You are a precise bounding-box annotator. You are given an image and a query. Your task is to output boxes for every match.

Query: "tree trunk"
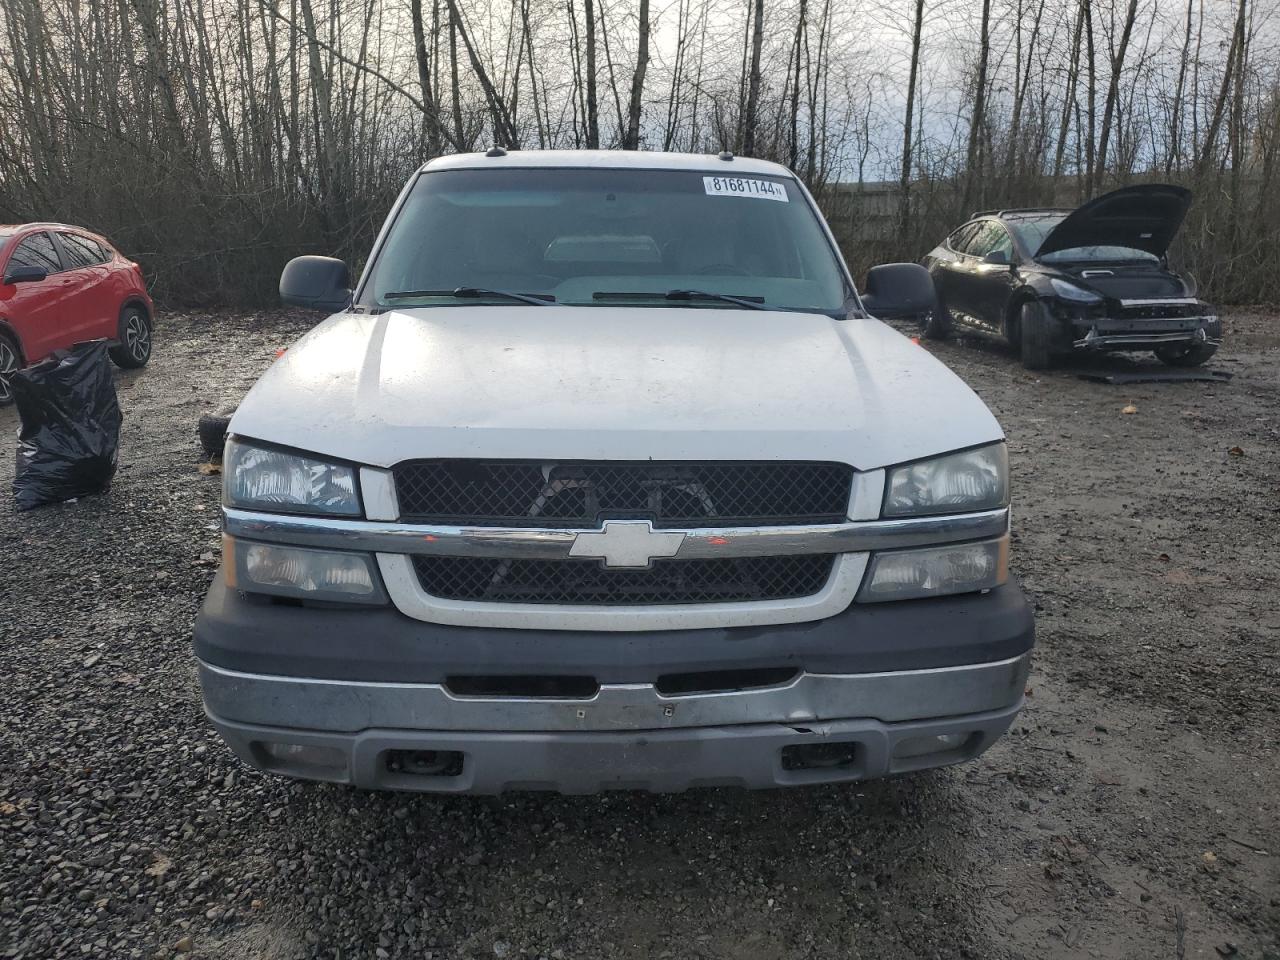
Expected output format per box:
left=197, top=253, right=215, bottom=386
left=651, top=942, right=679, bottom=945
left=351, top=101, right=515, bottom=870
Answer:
left=623, top=0, right=649, bottom=149
left=741, top=0, right=763, bottom=155
left=1195, top=0, right=1246, bottom=178
left=1094, top=0, right=1138, bottom=182
left=583, top=0, right=598, bottom=148
left=410, top=0, right=442, bottom=154
left=962, top=0, right=991, bottom=211
left=1166, top=0, right=1195, bottom=172
left=897, top=0, right=925, bottom=247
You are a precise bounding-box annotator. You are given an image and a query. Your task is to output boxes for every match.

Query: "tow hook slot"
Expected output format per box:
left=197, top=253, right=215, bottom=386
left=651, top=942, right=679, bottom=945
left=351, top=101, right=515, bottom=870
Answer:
left=781, top=741, right=858, bottom=771
left=385, top=749, right=464, bottom=777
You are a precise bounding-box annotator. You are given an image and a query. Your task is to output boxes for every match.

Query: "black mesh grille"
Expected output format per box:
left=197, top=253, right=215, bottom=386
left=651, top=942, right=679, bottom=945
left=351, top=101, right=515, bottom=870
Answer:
left=392, top=460, right=853, bottom=528
left=411, top=555, right=837, bottom=605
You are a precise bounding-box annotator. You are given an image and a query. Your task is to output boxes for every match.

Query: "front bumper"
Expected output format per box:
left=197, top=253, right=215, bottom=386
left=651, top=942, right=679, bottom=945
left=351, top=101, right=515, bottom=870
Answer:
left=205, top=698, right=1025, bottom=794
left=1054, top=301, right=1221, bottom=351
left=196, top=578, right=1034, bottom=793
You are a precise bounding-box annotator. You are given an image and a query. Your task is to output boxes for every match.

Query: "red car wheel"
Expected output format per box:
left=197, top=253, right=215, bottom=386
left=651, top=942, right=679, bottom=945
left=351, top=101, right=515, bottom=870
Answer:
left=0, top=335, right=20, bottom=406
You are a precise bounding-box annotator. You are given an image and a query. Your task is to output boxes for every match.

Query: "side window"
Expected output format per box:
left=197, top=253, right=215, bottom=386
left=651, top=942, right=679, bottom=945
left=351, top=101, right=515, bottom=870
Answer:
left=59, top=233, right=108, bottom=268
left=8, top=232, right=61, bottom=273
left=947, top=223, right=979, bottom=253
left=966, top=221, right=1013, bottom=259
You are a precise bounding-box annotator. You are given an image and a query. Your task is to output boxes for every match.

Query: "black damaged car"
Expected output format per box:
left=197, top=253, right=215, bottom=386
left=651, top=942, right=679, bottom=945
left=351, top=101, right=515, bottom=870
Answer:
left=921, top=184, right=1220, bottom=369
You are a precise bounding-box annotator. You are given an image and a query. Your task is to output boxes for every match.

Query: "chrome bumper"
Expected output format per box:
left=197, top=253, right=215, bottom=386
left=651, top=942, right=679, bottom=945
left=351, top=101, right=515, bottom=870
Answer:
left=198, top=651, right=1032, bottom=733
left=200, top=652, right=1031, bottom=793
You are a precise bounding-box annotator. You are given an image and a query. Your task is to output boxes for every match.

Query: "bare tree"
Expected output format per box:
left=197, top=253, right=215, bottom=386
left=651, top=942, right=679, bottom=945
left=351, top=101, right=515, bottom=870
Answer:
left=897, top=0, right=925, bottom=245
left=741, top=0, right=763, bottom=155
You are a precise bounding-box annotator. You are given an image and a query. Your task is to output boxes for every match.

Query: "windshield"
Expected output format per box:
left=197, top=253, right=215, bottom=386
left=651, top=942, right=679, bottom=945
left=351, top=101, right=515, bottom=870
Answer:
left=1009, top=216, right=1159, bottom=264
left=359, top=168, right=850, bottom=313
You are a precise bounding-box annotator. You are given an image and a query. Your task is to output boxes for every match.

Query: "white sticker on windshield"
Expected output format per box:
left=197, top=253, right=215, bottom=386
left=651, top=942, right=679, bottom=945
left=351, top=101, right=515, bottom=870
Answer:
left=702, top=176, right=789, bottom=202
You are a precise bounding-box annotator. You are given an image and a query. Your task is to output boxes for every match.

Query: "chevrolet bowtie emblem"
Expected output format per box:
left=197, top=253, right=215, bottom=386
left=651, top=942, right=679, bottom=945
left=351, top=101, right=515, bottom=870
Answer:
left=568, top=520, right=687, bottom=568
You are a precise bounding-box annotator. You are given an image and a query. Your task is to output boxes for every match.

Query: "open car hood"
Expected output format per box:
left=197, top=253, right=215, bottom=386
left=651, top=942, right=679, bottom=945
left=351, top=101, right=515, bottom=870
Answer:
left=1036, top=184, right=1192, bottom=258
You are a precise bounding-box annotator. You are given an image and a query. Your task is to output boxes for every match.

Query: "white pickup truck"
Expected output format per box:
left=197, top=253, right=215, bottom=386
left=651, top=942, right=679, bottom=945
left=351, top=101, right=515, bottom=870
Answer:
left=195, top=150, right=1034, bottom=793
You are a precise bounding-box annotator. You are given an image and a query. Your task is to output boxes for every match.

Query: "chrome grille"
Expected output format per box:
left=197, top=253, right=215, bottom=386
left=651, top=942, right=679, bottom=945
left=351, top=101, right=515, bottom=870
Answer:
left=392, top=460, right=854, bottom=528
left=411, top=554, right=837, bottom=605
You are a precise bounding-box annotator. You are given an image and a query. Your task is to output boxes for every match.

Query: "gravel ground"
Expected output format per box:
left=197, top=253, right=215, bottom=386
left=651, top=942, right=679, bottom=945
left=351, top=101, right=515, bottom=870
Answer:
left=0, top=308, right=1276, bottom=960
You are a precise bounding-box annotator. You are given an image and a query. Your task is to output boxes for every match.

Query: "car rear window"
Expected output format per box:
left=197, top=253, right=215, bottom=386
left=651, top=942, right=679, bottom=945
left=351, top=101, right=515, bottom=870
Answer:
left=8, top=232, right=61, bottom=273
left=59, top=232, right=109, bottom=268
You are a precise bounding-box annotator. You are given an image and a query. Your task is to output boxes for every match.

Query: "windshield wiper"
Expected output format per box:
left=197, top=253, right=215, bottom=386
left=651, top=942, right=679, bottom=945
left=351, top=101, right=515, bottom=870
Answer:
left=592, top=289, right=769, bottom=310
left=384, top=287, right=551, bottom=306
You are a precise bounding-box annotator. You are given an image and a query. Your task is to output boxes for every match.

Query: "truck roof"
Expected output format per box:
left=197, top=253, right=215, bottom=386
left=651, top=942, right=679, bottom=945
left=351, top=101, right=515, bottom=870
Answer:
left=422, top=149, right=796, bottom=178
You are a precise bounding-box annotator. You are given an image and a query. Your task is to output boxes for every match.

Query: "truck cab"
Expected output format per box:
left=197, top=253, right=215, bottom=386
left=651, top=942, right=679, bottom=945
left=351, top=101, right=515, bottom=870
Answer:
left=195, top=150, right=1034, bottom=793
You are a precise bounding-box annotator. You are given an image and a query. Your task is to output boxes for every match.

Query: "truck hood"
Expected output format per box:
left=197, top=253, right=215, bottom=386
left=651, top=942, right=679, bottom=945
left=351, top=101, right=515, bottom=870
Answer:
left=230, top=306, right=1002, bottom=471
left=1036, top=183, right=1191, bottom=258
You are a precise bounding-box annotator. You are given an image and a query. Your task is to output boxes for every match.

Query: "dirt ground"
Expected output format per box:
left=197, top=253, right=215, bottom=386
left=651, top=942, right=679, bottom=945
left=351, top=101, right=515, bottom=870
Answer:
left=0, top=307, right=1276, bottom=960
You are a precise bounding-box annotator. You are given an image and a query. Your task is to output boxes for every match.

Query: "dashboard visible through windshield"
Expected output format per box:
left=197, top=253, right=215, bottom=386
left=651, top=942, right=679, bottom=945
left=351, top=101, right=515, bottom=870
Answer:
left=358, top=168, right=851, bottom=314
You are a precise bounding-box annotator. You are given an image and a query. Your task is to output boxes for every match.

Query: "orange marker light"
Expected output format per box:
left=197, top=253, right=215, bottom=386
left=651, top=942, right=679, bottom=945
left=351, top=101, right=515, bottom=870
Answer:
left=707, top=536, right=729, bottom=546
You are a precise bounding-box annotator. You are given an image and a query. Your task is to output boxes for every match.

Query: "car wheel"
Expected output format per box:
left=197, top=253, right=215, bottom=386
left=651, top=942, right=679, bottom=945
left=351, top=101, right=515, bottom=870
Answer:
left=109, top=304, right=152, bottom=369
left=922, top=295, right=953, bottom=340
left=1019, top=300, right=1055, bottom=370
left=1154, top=341, right=1218, bottom=367
left=0, top=334, right=20, bottom=407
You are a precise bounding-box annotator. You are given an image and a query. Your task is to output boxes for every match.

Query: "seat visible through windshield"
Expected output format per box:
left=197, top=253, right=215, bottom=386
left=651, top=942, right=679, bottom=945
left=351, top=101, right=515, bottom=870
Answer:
left=360, top=168, right=849, bottom=313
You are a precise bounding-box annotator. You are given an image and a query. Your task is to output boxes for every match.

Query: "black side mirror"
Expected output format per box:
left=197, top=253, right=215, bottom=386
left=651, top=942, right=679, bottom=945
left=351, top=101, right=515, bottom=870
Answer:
left=982, top=249, right=1011, bottom=267
left=3, top=265, right=48, bottom=285
left=280, top=256, right=352, bottom=312
left=860, top=263, right=938, bottom=319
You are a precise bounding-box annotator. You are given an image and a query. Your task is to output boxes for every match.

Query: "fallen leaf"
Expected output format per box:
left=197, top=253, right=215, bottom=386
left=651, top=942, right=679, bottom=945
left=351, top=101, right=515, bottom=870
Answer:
left=144, top=854, right=172, bottom=877
left=1228, top=446, right=1244, bottom=457
left=1121, top=403, right=1138, bottom=415
left=198, top=461, right=222, bottom=475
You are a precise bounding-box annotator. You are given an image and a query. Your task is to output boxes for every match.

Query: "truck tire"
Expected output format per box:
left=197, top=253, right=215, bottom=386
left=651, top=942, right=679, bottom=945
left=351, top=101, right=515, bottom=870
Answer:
left=922, top=296, right=953, bottom=340
left=109, top=303, right=153, bottom=369
left=1154, top=341, right=1218, bottom=367
left=1019, top=300, right=1054, bottom=370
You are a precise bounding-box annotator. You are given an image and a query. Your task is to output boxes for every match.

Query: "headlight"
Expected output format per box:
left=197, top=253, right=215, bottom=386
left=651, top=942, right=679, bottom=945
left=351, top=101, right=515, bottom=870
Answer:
left=884, top=443, right=1008, bottom=517
left=225, top=536, right=386, bottom=604
left=857, top=537, right=1007, bottom=603
left=1049, top=278, right=1102, bottom=303
left=224, top=438, right=361, bottom=516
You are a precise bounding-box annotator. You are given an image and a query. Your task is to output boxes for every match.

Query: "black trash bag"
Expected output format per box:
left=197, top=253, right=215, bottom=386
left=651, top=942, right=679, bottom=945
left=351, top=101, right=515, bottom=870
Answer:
left=12, top=340, right=122, bottom=511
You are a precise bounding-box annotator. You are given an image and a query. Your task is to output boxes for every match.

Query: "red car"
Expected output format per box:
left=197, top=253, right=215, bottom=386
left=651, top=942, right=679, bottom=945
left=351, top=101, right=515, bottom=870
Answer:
left=0, top=223, right=153, bottom=405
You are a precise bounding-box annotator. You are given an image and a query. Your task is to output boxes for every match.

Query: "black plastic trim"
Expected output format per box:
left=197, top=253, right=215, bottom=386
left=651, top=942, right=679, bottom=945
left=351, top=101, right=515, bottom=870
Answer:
left=194, top=573, right=1035, bottom=684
